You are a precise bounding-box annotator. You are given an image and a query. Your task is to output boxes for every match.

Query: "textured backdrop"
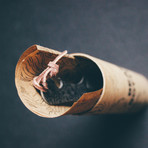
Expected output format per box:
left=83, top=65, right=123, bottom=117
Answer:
left=1, top=0, right=148, bottom=148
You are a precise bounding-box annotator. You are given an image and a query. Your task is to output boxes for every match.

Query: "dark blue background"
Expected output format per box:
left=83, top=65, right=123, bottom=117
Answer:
left=1, top=0, right=148, bottom=148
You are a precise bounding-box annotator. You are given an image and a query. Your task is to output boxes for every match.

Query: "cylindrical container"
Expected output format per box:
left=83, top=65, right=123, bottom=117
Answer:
left=15, top=45, right=148, bottom=118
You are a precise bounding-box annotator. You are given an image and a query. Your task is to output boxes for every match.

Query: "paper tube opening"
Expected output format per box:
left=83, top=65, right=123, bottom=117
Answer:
left=15, top=45, right=104, bottom=118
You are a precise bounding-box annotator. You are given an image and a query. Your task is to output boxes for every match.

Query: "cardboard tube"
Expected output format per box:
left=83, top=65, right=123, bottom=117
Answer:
left=15, top=45, right=148, bottom=118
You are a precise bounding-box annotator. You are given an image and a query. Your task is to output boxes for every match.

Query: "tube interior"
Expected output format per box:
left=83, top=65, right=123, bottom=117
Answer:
left=40, top=56, right=103, bottom=106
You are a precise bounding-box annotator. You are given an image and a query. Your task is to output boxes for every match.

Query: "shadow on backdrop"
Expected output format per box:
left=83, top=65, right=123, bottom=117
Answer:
left=65, top=108, right=148, bottom=148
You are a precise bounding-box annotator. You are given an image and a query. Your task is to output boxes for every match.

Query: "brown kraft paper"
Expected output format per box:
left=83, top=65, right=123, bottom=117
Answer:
left=15, top=45, right=148, bottom=118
